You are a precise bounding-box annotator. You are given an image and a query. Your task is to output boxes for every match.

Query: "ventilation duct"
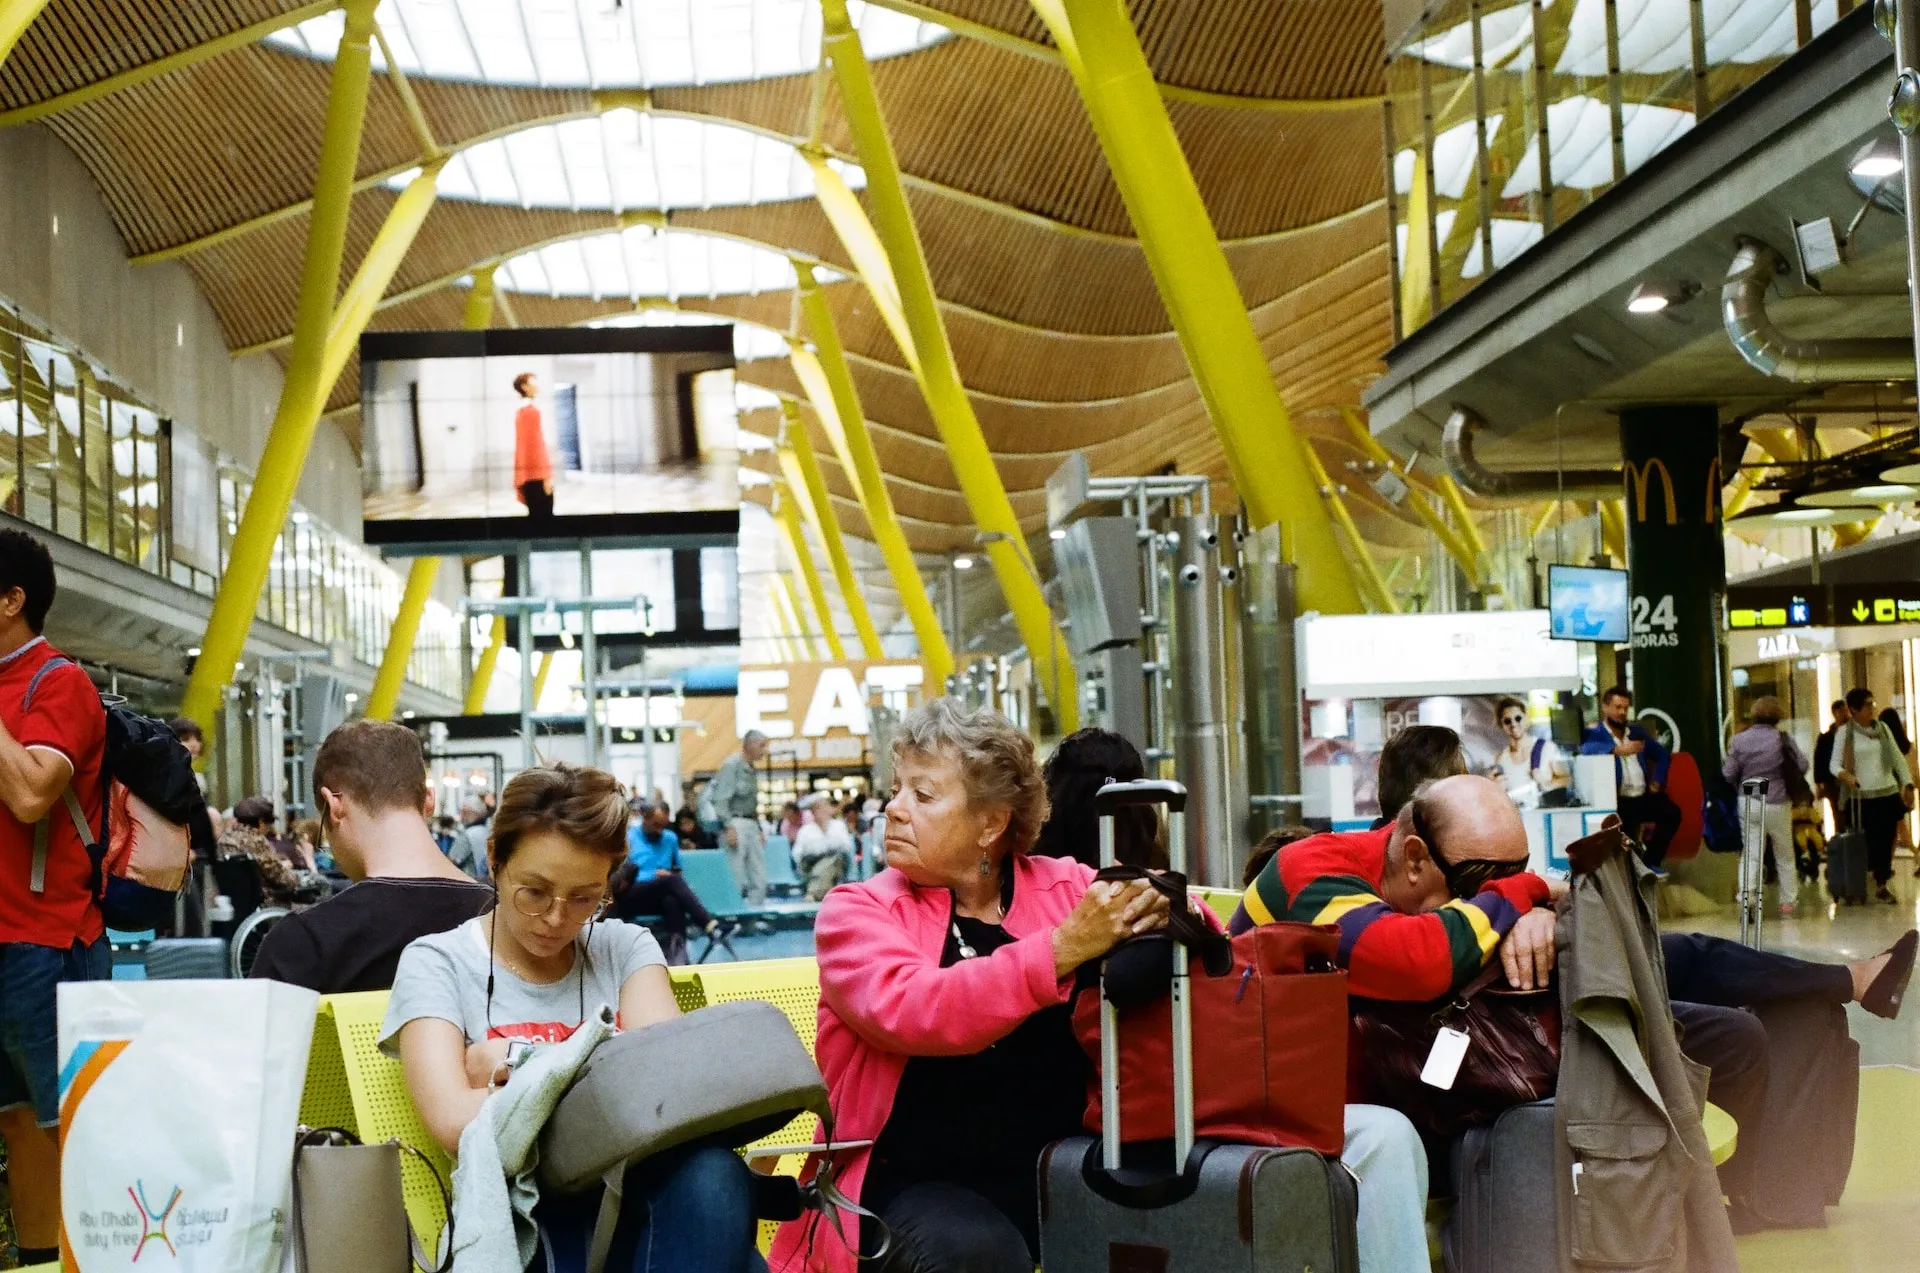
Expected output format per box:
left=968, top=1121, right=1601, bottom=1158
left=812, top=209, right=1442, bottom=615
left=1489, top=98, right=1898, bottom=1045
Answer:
left=1721, top=236, right=1913, bottom=382
left=1441, top=406, right=1619, bottom=499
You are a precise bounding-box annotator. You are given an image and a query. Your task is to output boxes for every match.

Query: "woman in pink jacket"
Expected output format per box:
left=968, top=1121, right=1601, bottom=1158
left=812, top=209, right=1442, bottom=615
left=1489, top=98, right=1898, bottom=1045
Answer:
left=770, top=699, right=1167, bottom=1273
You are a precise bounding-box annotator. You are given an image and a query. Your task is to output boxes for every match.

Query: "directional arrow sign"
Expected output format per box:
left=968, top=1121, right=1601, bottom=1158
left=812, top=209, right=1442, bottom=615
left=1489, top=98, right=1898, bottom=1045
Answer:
left=1832, top=584, right=1920, bottom=626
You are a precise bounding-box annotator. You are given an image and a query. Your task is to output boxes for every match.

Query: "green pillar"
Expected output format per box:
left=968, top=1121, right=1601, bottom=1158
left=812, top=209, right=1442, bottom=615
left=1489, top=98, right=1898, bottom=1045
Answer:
left=1620, top=404, right=1727, bottom=777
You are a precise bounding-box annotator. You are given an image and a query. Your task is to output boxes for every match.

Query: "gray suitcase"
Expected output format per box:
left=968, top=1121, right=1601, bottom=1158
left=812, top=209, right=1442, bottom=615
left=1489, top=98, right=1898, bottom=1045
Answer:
left=1444, top=1099, right=1557, bottom=1273
left=144, top=936, right=228, bottom=979
left=1037, top=779, right=1359, bottom=1273
left=1736, top=777, right=1769, bottom=946
left=1827, top=792, right=1870, bottom=905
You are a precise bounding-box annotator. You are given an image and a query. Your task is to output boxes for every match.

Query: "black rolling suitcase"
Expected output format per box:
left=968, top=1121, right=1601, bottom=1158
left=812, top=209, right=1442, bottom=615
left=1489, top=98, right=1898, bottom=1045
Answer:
left=1038, top=779, right=1359, bottom=1273
left=1741, top=998, right=1859, bottom=1228
left=1827, top=793, right=1869, bottom=905
left=143, top=936, right=229, bottom=979
left=1444, top=1100, right=1558, bottom=1273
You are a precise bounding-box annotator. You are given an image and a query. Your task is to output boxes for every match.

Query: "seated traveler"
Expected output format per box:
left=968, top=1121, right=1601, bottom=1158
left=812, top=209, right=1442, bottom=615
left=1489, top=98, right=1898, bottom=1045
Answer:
left=771, top=698, right=1173, bottom=1273
left=792, top=796, right=854, bottom=899
left=1032, top=726, right=1164, bottom=870
left=674, top=807, right=717, bottom=851
left=222, top=795, right=327, bottom=909
left=1371, top=723, right=1468, bottom=829
left=384, top=762, right=759, bottom=1273
left=250, top=721, right=493, bottom=994
left=0, top=528, right=108, bottom=1270
left=1579, top=685, right=1682, bottom=866
left=612, top=798, right=729, bottom=952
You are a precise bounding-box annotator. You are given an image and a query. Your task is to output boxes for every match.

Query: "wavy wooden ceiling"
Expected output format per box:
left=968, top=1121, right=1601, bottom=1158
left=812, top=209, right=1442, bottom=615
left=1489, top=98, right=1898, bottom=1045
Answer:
left=2, top=0, right=1408, bottom=581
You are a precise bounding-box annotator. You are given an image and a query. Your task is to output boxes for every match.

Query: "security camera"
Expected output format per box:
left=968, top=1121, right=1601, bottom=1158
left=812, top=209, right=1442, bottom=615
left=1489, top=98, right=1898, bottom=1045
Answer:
left=1178, top=563, right=1203, bottom=586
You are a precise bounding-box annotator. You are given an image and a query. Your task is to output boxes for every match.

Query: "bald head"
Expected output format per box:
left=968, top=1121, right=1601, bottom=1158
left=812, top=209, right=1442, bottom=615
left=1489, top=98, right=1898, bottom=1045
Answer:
left=1400, top=774, right=1529, bottom=866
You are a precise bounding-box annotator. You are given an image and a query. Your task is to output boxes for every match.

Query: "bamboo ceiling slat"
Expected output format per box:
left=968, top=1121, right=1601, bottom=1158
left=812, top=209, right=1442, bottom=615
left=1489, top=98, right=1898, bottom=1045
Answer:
left=0, top=0, right=301, bottom=109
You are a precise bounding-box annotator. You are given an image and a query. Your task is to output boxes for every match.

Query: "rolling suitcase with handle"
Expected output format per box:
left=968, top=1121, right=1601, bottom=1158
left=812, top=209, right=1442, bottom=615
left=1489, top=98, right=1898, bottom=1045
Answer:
left=1827, top=792, right=1869, bottom=905
left=1443, top=1099, right=1558, bottom=1273
left=1038, top=779, right=1359, bottom=1273
left=1737, top=778, right=1768, bottom=946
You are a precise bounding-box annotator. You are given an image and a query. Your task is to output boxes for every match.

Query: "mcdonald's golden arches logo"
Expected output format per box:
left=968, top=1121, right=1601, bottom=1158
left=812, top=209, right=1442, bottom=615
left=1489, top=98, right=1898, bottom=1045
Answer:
left=1623, top=458, right=1678, bottom=525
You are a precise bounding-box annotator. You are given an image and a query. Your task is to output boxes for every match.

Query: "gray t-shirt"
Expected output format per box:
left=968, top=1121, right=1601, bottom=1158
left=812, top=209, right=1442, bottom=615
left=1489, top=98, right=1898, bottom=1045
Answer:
left=378, top=916, right=665, bottom=1053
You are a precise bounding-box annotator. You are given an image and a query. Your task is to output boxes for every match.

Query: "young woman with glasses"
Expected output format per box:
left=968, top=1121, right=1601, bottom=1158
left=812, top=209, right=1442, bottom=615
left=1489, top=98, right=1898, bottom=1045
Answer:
left=381, top=762, right=762, bottom=1273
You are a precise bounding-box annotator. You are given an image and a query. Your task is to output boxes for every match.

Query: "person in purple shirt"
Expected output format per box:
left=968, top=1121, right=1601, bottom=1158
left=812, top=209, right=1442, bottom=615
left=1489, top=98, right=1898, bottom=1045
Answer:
left=1723, top=696, right=1810, bottom=917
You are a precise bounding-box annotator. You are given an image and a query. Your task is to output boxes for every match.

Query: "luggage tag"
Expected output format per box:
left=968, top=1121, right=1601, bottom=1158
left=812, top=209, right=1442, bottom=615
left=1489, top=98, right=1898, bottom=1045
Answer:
left=1420, top=1026, right=1471, bottom=1090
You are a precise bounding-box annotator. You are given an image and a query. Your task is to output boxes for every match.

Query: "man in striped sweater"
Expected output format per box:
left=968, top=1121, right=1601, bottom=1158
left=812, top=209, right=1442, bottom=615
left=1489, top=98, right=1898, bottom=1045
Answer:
left=1231, top=773, right=1561, bottom=997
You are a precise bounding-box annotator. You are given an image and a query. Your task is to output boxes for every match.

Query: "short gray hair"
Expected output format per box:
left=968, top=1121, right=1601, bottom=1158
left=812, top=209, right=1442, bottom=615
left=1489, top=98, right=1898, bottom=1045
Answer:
left=892, top=697, right=1049, bottom=856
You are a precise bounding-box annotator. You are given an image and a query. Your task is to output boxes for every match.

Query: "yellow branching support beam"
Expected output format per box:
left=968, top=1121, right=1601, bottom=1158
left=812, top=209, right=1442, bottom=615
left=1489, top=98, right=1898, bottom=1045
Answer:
left=1435, top=475, right=1488, bottom=560
left=773, top=571, right=823, bottom=662
left=1027, top=0, right=1361, bottom=619
left=1597, top=500, right=1627, bottom=562
left=1527, top=500, right=1563, bottom=543
left=319, top=161, right=443, bottom=393
left=781, top=401, right=882, bottom=659
left=1338, top=407, right=1481, bottom=586
left=532, top=651, right=555, bottom=707
left=464, top=617, right=507, bottom=715
left=180, top=0, right=380, bottom=742
left=365, top=557, right=439, bottom=720
left=1833, top=518, right=1881, bottom=548
left=772, top=475, right=851, bottom=660
left=1399, top=151, right=1436, bottom=332
left=1301, top=442, right=1399, bottom=614
left=791, top=273, right=952, bottom=683
left=0, top=0, right=50, bottom=68
left=819, top=9, right=1071, bottom=722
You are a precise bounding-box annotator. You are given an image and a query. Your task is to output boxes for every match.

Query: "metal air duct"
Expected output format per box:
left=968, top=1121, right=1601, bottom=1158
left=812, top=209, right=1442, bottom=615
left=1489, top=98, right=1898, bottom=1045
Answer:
left=1441, top=406, right=1619, bottom=499
left=1721, top=236, right=1913, bottom=382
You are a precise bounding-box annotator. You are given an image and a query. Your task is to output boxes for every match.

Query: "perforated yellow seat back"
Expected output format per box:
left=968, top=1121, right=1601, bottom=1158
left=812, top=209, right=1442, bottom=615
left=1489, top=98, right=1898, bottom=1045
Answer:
left=1193, top=886, right=1242, bottom=927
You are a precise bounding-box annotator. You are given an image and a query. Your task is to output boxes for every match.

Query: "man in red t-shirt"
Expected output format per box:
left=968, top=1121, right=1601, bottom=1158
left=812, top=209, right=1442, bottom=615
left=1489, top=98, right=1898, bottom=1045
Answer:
left=0, top=528, right=107, bottom=1266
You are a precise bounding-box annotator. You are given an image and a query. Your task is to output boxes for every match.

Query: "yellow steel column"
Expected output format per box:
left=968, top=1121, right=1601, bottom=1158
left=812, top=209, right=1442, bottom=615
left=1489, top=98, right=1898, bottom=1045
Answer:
left=773, top=477, right=850, bottom=660
left=791, top=277, right=952, bottom=683
left=774, top=572, right=824, bottom=662
left=1338, top=407, right=1480, bottom=586
left=364, top=557, right=440, bottom=719
left=0, top=0, right=49, bottom=66
left=800, top=22, right=1048, bottom=706
left=1027, top=0, right=1362, bottom=618
left=318, top=161, right=444, bottom=394
left=532, top=651, right=555, bottom=707
left=180, top=0, right=380, bottom=738
left=782, top=401, right=883, bottom=659
left=1301, top=441, right=1399, bottom=614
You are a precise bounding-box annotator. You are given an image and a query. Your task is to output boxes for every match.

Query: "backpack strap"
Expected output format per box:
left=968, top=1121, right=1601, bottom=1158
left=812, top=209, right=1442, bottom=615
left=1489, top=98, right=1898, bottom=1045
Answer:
left=1531, top=737, right=1546, bottom=773
left=23, top=655, right=72, bottom=713
left=22, top=658, right=99, bottom=896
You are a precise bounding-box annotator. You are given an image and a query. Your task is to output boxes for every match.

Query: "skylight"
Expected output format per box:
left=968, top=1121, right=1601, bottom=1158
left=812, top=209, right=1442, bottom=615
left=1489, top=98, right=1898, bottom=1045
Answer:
left=1412, top=0, right=1839, bottom=73
left=496, top=226, right=807, bottom=300
left=1500, top=97, right=1693, bottom=195
left=400, top=111, right=865, bottom=212
left=267, top=0, right=950, bottom=89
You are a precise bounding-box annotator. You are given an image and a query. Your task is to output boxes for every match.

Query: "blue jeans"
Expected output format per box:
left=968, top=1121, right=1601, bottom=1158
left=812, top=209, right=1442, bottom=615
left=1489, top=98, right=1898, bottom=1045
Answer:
left=1343, top=1103, right=1430, bottom=1273
left=532, top=1144, right=765, bottom=1273
left=0, top=937, right=110, bottom=1127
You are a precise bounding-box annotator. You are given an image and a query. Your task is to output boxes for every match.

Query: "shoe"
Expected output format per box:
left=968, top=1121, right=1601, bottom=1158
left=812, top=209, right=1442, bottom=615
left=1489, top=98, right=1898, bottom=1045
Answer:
left=1864, top=930, right=1918, bottom=1019
left=1878, top=885, right=1898, bottom=904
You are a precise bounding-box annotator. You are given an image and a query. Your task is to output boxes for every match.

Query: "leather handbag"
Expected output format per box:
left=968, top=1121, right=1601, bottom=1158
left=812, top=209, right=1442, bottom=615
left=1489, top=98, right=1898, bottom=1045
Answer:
left=1071, top=868, right=1349, bottom=1156
left=1778, top=730, right=1816, bottom=808
left=288, top=1126, right=452, bottom=1273
left=1348, top=962, right=1560, bottom=1142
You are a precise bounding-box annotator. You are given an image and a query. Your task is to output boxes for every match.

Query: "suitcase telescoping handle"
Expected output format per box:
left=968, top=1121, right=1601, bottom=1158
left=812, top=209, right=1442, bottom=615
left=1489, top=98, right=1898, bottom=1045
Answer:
left=1737, top=778, right=1768, bottom=947
left=1094, top=779, right=1192, bottom=1173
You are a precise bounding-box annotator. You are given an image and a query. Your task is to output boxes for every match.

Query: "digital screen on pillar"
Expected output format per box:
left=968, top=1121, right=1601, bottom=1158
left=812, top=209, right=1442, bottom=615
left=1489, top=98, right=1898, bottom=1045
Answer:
left=359, top=327, right=740, bottom=548
left=1547, top=565, right=1629, bottom=643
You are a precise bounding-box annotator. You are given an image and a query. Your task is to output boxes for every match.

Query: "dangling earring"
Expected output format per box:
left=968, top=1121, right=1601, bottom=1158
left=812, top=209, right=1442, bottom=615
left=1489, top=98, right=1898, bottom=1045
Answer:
left=978, top=855, right=993, bottom=877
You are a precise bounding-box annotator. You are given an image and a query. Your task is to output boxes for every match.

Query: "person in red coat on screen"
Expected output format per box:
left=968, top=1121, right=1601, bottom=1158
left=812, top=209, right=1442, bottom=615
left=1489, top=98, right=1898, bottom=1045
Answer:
left=512, top=372, right=554, bottom=519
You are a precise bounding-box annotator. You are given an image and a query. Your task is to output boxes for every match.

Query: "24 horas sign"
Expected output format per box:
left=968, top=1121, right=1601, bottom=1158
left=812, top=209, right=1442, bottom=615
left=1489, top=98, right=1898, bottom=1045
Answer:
left=680, top=661, right=925, bottom=772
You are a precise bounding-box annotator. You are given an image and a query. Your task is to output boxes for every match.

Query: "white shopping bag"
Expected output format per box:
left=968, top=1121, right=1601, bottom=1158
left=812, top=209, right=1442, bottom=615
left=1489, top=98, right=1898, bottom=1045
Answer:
left=57, top=979, right=320, bottom=1273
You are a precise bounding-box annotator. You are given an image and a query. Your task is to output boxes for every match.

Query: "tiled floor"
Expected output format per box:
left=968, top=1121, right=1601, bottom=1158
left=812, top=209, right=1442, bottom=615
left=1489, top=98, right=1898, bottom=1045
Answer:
left=1673, top=858, right=1920, bottom=1271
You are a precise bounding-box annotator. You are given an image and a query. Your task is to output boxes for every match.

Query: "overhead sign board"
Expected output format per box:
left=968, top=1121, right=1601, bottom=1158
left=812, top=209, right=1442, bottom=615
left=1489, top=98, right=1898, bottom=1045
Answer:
left=1726, top=586, right=1827, bottom=631
left=1298, top=610, right=1579, bottom=699
left=678, top=661, right=925, bottom=773
left=1831, top=584, right=1920, bottom=627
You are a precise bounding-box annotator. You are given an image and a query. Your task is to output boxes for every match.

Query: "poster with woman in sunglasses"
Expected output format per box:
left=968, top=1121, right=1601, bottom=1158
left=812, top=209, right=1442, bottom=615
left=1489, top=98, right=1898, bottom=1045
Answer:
left=1489, top=695, right=1571, bottom=808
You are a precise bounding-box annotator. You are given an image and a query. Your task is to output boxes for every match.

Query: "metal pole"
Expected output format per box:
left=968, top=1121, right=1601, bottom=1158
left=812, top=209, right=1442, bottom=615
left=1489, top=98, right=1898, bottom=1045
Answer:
left=581, top=545, right=598, bottom=769
left=179, top=0, right=380, bottom=740
left=517, top=547, right=535, bottom=769
left=1887, top=0, right=1920, bottom=389
left=1170, top=515, right=1233, bottom=888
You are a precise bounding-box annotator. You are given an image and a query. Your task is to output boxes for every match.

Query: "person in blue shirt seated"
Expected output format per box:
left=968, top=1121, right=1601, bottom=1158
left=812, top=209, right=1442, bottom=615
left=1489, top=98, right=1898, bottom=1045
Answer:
left=611, top=799, right=732, bottom=958
left=1580, top=684, right=1682, bottom=867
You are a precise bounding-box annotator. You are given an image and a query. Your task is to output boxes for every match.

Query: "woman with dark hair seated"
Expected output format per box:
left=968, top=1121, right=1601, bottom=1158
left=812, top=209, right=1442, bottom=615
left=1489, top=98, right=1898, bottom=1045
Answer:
left=1033, top=727, right=1163, bottom=869
left=771, top=700, right=1169, bottom=1273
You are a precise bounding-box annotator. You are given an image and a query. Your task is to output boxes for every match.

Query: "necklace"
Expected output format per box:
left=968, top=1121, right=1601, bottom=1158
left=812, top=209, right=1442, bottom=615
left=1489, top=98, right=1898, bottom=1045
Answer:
left=950, top=899, right=1004, bottom=959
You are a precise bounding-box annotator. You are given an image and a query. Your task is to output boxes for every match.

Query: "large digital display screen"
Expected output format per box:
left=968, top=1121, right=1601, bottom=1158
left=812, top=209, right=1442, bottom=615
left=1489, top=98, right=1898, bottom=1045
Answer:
left=360, top=326, right=738, bottom=547
left=1548, top=565, right=1630, bottom=643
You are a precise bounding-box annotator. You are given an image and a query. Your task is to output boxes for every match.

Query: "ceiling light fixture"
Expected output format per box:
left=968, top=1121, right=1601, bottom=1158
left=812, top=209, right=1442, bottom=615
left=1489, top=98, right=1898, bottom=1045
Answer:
left=1625, top=279, right=1699, bottom=314
left=1797, top=482, right=1920, bottom=508
left=953, top=555, right=975, bottom=570
left=1853, top=151, right=1903, bottom=179
left=1049, top=528, right=1067, bottom=540
left=1729, top=500, right=1873, bottom=527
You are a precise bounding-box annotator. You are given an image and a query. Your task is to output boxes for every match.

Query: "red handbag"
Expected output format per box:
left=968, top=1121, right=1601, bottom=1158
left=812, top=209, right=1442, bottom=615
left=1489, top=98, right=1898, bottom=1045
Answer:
left=1073, top=920, right=1349, bottom=1155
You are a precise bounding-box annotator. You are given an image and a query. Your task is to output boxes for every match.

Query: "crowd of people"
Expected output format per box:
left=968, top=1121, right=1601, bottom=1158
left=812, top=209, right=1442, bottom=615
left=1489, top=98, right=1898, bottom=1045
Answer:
left=8, top=516, right=1920, bottom=1272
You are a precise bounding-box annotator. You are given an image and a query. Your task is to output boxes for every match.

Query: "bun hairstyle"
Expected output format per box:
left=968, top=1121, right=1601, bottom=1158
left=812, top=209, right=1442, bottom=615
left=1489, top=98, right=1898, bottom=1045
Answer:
left=489, top=762, right=630, bottom=875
